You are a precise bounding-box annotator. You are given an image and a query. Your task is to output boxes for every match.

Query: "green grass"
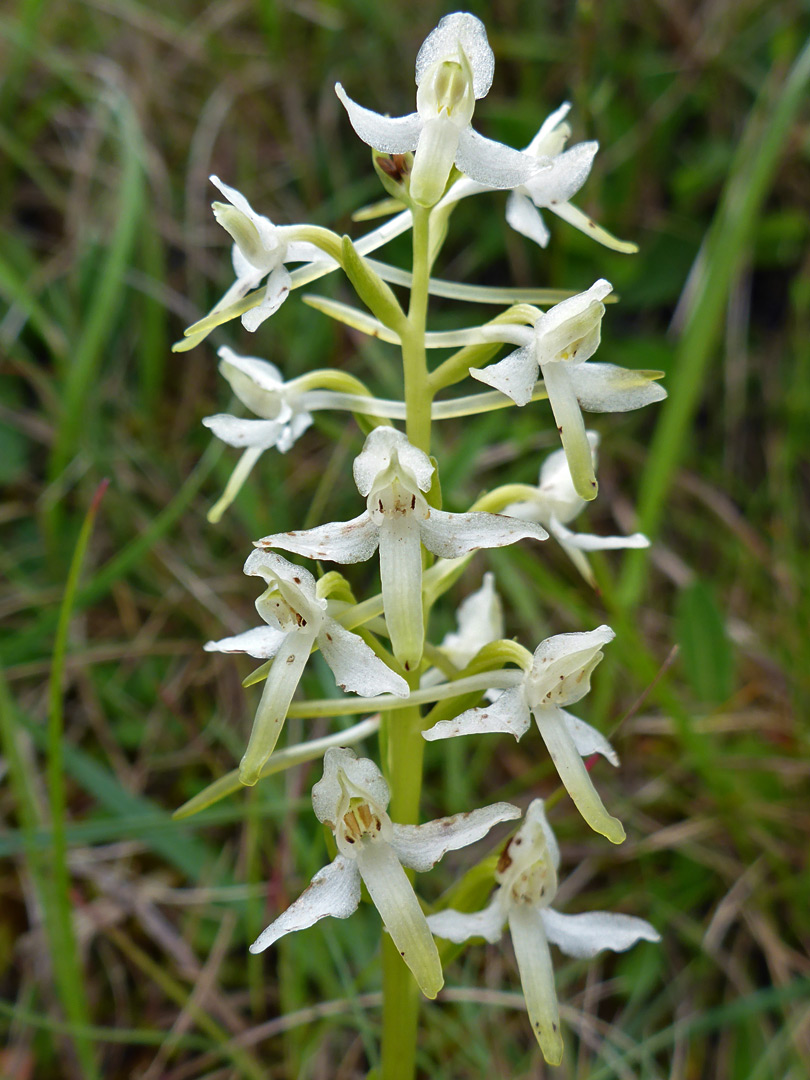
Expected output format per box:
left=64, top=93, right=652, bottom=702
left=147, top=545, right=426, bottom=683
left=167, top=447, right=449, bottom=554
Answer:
left=1, top=0, right=809, bottom=1077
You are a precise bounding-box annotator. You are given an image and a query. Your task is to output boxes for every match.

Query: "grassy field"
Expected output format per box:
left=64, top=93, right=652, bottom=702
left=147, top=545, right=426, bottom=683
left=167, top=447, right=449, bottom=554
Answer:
left=2, top=0, right=809, bottom=1077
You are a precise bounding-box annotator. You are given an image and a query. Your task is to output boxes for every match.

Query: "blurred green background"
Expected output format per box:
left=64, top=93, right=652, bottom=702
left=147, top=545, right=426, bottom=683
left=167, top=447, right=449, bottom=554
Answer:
left=2, top=1, right=809, bottom=1077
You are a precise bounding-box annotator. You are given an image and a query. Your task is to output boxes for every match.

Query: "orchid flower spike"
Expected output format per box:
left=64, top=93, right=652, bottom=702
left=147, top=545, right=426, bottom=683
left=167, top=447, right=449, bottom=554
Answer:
left=204, top=551, right=408, bottom=785
left=203, top=347, right=314, bottom=523
left=255, top=427, right=547, bottom=672
left=424, top=626, right=625, bottom=844
left=428, top=800, right=660, bottom=1064
left=249, top=747, right=521, bottom=998
left=504, top=433, right=649, bottom=586
left=207, top=176, right=326, bottom=332
left=335, top=13, right=543, bottom=207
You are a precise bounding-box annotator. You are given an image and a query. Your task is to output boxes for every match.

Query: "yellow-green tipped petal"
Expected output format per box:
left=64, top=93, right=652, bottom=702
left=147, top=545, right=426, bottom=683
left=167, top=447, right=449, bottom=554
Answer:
left=541, top=361, right=597, bottom=501
left=238, top=635, right=313, bottom=786
left=356, top=841, right=443, bottom=999
left=378, top=513, right=425, bottom=673
left=534, top=705, right=625, bottom=844
left=508, top=905, right=564, bottom=1065
left=550, top=199, right=638, bottom=254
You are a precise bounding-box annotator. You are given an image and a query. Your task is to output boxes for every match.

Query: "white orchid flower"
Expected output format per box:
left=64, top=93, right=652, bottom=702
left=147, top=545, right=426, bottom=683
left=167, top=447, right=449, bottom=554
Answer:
left=507, top=103, right=637, bottom=253
left=250, top=747, right=521, bottom=998
left=471, top=281, right=667, bottom=501
left=205, top=551, right=408, bottom=785
left=504, top=433, right=649, bottom=585
left=419, top=572, right=504, bottom=692
left=335, top=13, right=543, bottom=207
left=255, top=427, right=548, bottom=672
left=203, top=346, right=314, bottom=523
left=439, top=571, right=504, bottom=669
left=427, top=800, right=660, bottom=1064
left=472, top=280, right=612, bottom=501
left=442, top=102, right=636, bottom=253
left=423, top=626, right=625, bottom=844
left=207, top=175, right=326, bottom=332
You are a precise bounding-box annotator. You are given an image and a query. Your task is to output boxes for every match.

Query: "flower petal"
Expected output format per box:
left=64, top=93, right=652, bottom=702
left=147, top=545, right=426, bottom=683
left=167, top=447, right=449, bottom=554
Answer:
left=209, top=175, right=267, bottom=225
left=392, top=802, right=521, bottom=872
left=427, top=896, right=505, bottom=945
left=423, top=686, right=531, bottom=742
left=317, top=618, right=409, bottom=698
left=207, top=446, right=264, bottom=524
left=505, top=190, right=551, bottom=248
left=354, top=427, right=434, bottom=496
left=312, top=747, right=391, bottom=825
left=541, top=907, right=660, bottom=959
left=255, top=512, right=380, bottom=564
left=378, top=511, right=425, bottom=672
left=548, top=198, right=638, bottom=254
left=470, top=344, right=539, bottom=406
left=244, top=548, right=318, bottom=591
left=242, top=265, right=291, bottom=332
left=524, top=102, right=572, bottom=156
left=455, top=127, right=541, bottom=190
left=541, top=361, right=597, bottom=501
left=537, top=278, right=611, bottom=356
left=528, top=625, right=614, bottom=709
left=239, top=630, right=317, bottom=786
left=550, top=516, right=649, bottom=552
left=203, top=625, right=286, bottom=659
left=508, top=904, right=563, bottom=1066
left=420, top=509, right=547, bottom=559
left=231, top=243, right=265, bottom=285
left=559, top=708, right=619, bottom=766
left=249, top=855, right=361, bottom=953
left=440, top=571, right=504, bottom=668
left=355, top=840, right=443, bottom=999
left=276, top=409, right=313, bottom=454
left=285, top=238, right=331, bottom=264
left=555, top=536, right=598, bottom=587
left=524, top=141, right=598, bottom=206
left=202, top=414, right=286, bottom=449
left=570, top=362, right=667, bottom=412
left=217, top=348, right=287, bottom=416
left=334, top=83, right=422, bottom=153
left=410, top=115, right=461, bottom=207
left=415, top=12, right=494, bottom=99
left=521, top=798, right=561, bottom=872
left=532, top=704, right=625, bottom=844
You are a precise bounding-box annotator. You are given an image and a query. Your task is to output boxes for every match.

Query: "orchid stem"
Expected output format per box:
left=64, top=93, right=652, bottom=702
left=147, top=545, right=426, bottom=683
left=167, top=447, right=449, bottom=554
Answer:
left=381, top=699, right=425, bottom=1080
left=402, top=205, right=432, bottom=454
left=380, top=201, right=434, bottom=1080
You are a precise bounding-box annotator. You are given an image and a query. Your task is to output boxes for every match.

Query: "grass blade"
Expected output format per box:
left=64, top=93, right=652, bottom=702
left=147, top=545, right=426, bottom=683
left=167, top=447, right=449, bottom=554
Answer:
left=619, top=35, right=810, bottom=609
left=45, top=480, right=109, bottom=1080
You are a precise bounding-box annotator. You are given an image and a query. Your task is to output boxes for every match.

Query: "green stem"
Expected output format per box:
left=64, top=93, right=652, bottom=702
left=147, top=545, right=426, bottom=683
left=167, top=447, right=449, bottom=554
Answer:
left=380, top=203, right=433, bottom=1080
left=402, top=206, right=432, bottom=453
left=381, top=702, right=425, bottom=1080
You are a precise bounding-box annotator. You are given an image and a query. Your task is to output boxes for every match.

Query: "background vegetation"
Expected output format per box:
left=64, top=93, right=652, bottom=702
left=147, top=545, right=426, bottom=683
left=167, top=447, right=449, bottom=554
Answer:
left=1, top=0, right=809, bottom=1077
